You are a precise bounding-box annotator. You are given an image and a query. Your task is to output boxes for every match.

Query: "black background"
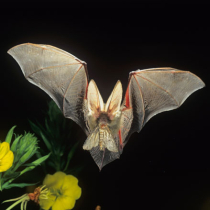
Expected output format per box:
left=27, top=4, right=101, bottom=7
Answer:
left=0, top=3, right=210, bottom=210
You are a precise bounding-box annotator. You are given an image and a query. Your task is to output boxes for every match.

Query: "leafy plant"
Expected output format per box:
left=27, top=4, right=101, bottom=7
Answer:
left=29, top=100, right=82, bottom=174
left=0, top=126, right=50, bottom=190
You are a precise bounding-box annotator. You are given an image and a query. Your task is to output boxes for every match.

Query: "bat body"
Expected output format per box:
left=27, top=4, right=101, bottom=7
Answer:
left=8, top=43, right=205, bottom=170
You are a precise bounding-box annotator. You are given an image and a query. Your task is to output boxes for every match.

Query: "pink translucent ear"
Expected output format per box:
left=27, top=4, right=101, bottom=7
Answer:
left=105, top=80, right=123, bottom=119
left=87, top=80, right=104, bottom=115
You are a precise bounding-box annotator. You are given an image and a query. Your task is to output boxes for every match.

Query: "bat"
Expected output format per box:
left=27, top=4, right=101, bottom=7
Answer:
left=8, top=43, right=205, bottom=170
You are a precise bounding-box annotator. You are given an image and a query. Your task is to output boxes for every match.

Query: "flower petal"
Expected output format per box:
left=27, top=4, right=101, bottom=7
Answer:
left=42, top=172, right=81, bottom=210
left=52, top=195, right=76, bottom=210
left=0, top=165, right=10, bottom=172
left=2, top=150, right=14, bottom=163
left=0, top=150, right=14, bottom=172
left=63, top=175, right=78, bottom=188
left=62, top=175, right=81, bottom=199
left=43, top=172, right=66, bottom=189
left=39, top=194, right=56, bottom=210
left=63, top=185, right=82, bottom=200
left=0, top=142, right=10, bottom=159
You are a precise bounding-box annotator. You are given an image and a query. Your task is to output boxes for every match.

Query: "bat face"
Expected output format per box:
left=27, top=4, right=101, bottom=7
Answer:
left=83, top=80, right=123, bottom=153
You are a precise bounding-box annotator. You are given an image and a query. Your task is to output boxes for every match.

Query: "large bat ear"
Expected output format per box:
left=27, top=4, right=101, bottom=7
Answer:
left=105, top=80, right=123, bottom=119
left=87, top=80, right=104, bottom=115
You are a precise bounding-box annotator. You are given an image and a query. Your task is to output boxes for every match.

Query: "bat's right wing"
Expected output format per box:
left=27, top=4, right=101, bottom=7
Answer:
left=8, top=43, right=89, bottom=135
left=120, top=68, right=205, bottom=149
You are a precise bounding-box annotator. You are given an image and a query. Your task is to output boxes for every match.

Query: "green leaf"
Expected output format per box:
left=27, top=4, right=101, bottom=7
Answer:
left=19, top=133, right=38, bottom=155
left=63, top=141, right=79, bottom=172
left=48, top=100, right=62, bottom=122
left=11, top=135, right=22, bottom=152
left=45, top=118, right=51, bottom=134
left=10, top=133, right=39, bottom=169
left=19, top=146, right=35, bottom=165
left=36, top=151, right=47, bottom=174
left=40, top=131, right=52, bottom=151
left=3, top=182, right=38, bottom=190
left=5, top=126, right=16, bottom=145
left=29, top=120, right=47, bottom=139
left=29, top=120, right=41, bottom=135
left=19, top=166, right=37, bottom=176
left=19, top=153, right=51, bottom=176
left=2, top=171, right=20, bottom=181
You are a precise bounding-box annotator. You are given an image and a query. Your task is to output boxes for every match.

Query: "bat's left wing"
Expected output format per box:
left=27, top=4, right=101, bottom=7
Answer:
left=119, top=68, right=205, bottom=149
left=8, top=43, right=89, bottom=135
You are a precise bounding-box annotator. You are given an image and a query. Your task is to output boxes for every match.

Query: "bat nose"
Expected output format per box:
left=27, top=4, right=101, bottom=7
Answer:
left=100, top=124, right=106, bottom=129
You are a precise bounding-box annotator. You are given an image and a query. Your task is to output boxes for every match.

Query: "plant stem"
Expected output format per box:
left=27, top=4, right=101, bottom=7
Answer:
left=4, top=195, right=29, bottom=210
left=0, top=173, right=2, bottom=191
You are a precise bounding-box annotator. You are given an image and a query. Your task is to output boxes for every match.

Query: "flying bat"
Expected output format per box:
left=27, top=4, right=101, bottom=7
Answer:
left=8, top=43, right=205, bottom=170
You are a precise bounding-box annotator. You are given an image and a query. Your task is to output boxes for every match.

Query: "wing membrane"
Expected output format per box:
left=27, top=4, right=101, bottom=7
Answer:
left=121, top=67, right=205, bottom=146
left=8, top=43, right=89, bottom=134
left=90, top=145, right=120, bottom=170
left=83, top=127, right=99, bottom=150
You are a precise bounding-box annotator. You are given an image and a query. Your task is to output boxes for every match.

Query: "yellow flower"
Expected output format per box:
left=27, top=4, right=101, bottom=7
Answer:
left=39, top=171, right=81, bottom=210
left=0, top=142, right=14, bottom=172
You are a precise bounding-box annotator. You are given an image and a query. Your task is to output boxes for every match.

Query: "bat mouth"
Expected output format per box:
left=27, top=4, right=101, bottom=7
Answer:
left=100, top=124, right=107, bottom=129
